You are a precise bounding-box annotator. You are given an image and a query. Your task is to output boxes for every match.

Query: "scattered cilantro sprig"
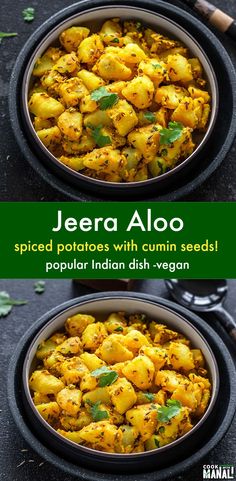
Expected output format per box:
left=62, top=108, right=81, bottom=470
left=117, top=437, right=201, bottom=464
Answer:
left=22, top=7, right=35, bottom=22
left=85, top=400, right=109, bottom=422
left=34, top=281, right=45, bottom=294
left=114, top=326, right=123, bottom=332
left=144, top=392, right=155, bottom=402
left=0, top=291, right=27, bottom=317
left=157, top=399, right=182, bottom=422
left=88, top=124, right=111, bottom=148
left=160, top=121, right=183, bottom=145
left=91, top=366, right=118, bottom=387
left=91, top=87, right=119, bottom=110
left=0, top=32, right=18, bottom=44
left=110, top=37, right=120, bottom=43
left=144, top=111, right=156, bottom=123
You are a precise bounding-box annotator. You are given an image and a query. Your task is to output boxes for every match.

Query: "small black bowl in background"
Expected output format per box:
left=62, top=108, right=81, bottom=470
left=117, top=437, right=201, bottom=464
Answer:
left=9, top=0, right=236, bottom=201
left=8, top=293, right=236, bottom=480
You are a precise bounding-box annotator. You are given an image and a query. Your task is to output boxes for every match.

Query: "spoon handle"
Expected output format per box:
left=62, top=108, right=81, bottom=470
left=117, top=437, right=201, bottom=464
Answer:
left=213, top=305, right=236, bottom=343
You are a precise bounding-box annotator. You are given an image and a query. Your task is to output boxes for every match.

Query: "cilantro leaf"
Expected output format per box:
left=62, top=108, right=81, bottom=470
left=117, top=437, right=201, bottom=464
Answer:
left=89, top=124, right=111, bottom=148
left=0, top=291, right=27, bottom=317
left=158, top=426, right=165, bottom=434
left=152, top=63, right=162, bottom=69
left=91, top=87, right=119, bottom=110
left=114, top=326, right=123, bottom=332
left=0, top=32, right=18, bottom=44
left=154, top=438, right=160, bottom=447
left=85, top=400, right=109, bottom=422
left=34, top=281, right=45, bottom=294
left=110, top=38, right=120, bottom=43
left=22, top=7, right=35, bottom=22
left=160, top=121, right=183, bottom=145
left=91, top=366, right=118, bottom=387
left=144, top=111, right=156, bottom=123
left=157, top=399, right=182, bottom=423
left=144, top=392, right=155, bottom=402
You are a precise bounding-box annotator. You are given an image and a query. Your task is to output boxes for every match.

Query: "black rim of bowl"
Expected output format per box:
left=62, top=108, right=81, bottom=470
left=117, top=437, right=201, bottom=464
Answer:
left=7, top=292, right=236, bottom=480
left=9, top=0, right=236, bottom=201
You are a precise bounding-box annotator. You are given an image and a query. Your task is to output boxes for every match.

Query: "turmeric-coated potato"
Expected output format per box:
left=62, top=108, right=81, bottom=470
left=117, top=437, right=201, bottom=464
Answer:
left=29, top=92, right=65, bottom=119
left=122, top=355, right=155, bottom=389
left=108, top=378, right=137, bottom=414
left=57, top=110, right=83, bottom=141
left=29, top=370, right=64, bottom=394
left=56, top=387, right=82, bottom=416
left=122, top=75, right=154, bottom=109
left=59, top=26, right=90, bottom=52
left=77, top=34, right=104, bottom=64
left=107, top=99, right=138, bottom=136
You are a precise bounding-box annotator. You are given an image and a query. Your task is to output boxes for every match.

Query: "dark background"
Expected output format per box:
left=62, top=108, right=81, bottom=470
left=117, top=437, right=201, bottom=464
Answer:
left=0, top=279, right=235, bottom=481
left=0, top=0, right=236, bottom=201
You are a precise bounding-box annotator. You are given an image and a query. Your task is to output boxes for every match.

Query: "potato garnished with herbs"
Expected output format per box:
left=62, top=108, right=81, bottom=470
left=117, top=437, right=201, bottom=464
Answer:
left=28, top=18, right=211, bottom=182
left=29, top=311, right=211, bottom=453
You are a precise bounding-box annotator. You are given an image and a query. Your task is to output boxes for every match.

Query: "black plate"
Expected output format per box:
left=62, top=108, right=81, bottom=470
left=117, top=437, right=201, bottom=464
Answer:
left=9, top=0, right=236, bottom=201
left=7, top=293, right=236, bottom=481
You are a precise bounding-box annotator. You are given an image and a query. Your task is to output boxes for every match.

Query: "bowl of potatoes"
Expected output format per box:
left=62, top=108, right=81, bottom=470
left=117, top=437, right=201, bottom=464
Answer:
left=17, top=292, right=221, bottom=474
left=11, top=0, right=232, bottom=199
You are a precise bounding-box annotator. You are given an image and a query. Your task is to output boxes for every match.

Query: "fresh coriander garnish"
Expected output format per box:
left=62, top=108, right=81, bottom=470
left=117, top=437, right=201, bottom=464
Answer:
left=114, top=326, right=123, bottom=332
left=161, top=149, right=168, bottom=157
left=158, top=426, right=165, bottom=434
left=0, top=32, right=18, bottom=44
left=144, top=392, right=155, bottom=402
left=154, top=438, right=160, bottom=447
left=91, top=87, right=119, bottom=110
left=152, top=63, right=162, bottom=69
left=91, top=366, right=118, bottom=387
left=88, top=124, right=112, bottom=148
left=34, top=281, right=45, bottom=294
left=85, top=400, right=109, bottom=422
left=160, top=121, right=183, bottom=145
left=157, top=399, right=182, bottom=423
left=144, top=111, right=156, bottom=123
left=22, top=7, right=35, bottom=22
left=110, top=37, right=120, bottom=43
left=0, top=291, right=27, bottom=317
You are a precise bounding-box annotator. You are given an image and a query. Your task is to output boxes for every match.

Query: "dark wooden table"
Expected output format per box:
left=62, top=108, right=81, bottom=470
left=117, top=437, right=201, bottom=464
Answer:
left=0, top=279, right=235, bottom=481
left=0, top=0, right=236, bottom=201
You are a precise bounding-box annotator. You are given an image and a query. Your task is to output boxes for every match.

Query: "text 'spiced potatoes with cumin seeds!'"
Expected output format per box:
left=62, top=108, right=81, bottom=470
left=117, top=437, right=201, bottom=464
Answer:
left=29, top=311, right=211, bottom=453
left=28, top=18, right=211, bottom=183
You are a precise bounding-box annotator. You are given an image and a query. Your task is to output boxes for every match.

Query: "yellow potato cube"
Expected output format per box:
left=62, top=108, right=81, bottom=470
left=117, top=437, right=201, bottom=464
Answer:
left=56, top=336, right=83, bottom=355
left=56, top=387, right=82, bottom=416
left=94, top=53, right=132, bottom=81
left=84, top=110, right=112, bottom=128
left=29, top=92, right=65, bottom=119
left=99, top=19, right=123, bottom=45
left=128, top=125, right=160, bottom=162
left=82, top=387, right=111, bottom=405
left=83, top=147, right=126, bottom=175
left=59, top=77, right=89, bottom=107
left=59, top=26, right=90, bottom=52
left=126, top=404, right=159, bottom=440
left=155, top=85, right=188, bottom=109
left=53, top=52, right=79, bottom=74
left=80, top=352, right=106, bottom=371
left=59, top=155, right=84, bottom=171
left=138, top=59, right=166, bottom=85
left=122, top=355, right=155, bottom=389
left=65, top=313, right=95, bottom=336
left=77, top=34, right=104, bottom=64
left=36, top=401, right=61, bottom=423
left=33, top=47, right=62, bottom=77
left=77, top=69, right=105, bottom=91
left=37, top=126, right=61, bottom=150
left=57, top=109, right=83, bottom=141
left=139, top=346, right=167, bottom=370
left=107, top=99, right=138, bottom=136
left=79, top=95, right=97, bottom=113
left=119, top=43, right=146, bottom=64
left=96, top=334, right=133, bottom=364
left=80, top=372, right=97, bottom=392
left=78, top=421, right=119, bottom=452
left=29, top=370, right=64, bottom=394
left=168, top=341, right=195, bottom=371
left=171, top=97, right=204, bottom=129
left=57, top=429, right=83, bottom=443
left=82, top=322, right=108, bottom=351
left=123, top=329, right=150, bottom=354
left=155, top=369, right=189, bottom=392
left=108, top=378, right=137, bottom=414
left=122, top=75, right=154, bottom=109
left=167, top=54, right=193, bottom=83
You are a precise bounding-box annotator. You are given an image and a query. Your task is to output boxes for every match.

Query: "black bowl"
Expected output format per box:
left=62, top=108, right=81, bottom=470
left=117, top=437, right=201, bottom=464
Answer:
left=9, top=0, right=236, bottom=201
left=8, top=292, right=236, bottom=480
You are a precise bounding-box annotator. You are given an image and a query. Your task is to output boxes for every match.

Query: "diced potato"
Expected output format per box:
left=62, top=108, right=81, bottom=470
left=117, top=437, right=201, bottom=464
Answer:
left=155, top=369, right=189, bottom=392
left=36, top=339, right=57, bottom=360
left=122, top=75, right=154, bottom=109
left=33, top=47, right=62, bottom=76
left=139, top=346, right=167, bottom=370
left=62, top=134, right=95, bottom=155
left=145, top=434, right=161, bottom=450
left=33, top=392, right=50, bottom=405
left=158, top=127, right=195, bottom=167
left=77, top=69, right=105, bottom=91
left=96, top=334, right=133, bottom=364
left=188, top=85, right=210, bottom=103
left=122, top=355, right=155, bottom=389
left=116, top=425, right=139, bottom=453
left=59, top=155, right=84, bottom=171
left=29, top=370, right=64, bottom=394
left=107, top=99, right=138, bottom=136
left=83, top=387, right=111, bottom=405
left=157, top=407, right=192, bottom=445
left=34, top=117, right=54, bottom=131
left=171, top=97, right=204, bottom=129
left=49, top=333, right=67, bottom=345
left=37, top=126, right=61, bottom=150
left=36, top=401, right=60, bottom=423
left=53, top=52, right=79, bottom=74
left=99, top=19, right=123, bottom=45
left=191, top=349, right=205, bottom=368
left=123, top=329, right=150, bottom=354
left=106, top=81, right=127, bottom=96
left=59, top=78, right=89, bottom=107
left=108, top=378, right=137, bottom=414
left=56, top=336, right=83, bottom=355
left=168, top=342, right=195, bottom=371
left=194, top=389, right=211, bottom=417
left=80, top=372, right=98, bottom=392
left=119, top=43, right=146, bottom=64
left=111, top=362, right=127, bottom=377
left=82, top=322, right=108, bottom=351
left=104, top=312, right=127, bottom=333
left=77, top=34, right=104, bottom=64
left=57, top=429, right=83, bottom=444
left=41, top=70, right=64, bottom=96
left=128, top=125, right=160, bottom=162
left=188, top=373, right=211, bottom=389
left=84, top=110, right=112, bottom=128
left=155, top=85, right=188, bottom=109
left=79, top=95, right=97, bottom=113
left=171, top=384, right=198, bottom=411
left=167, top=54, right=193, bottom=83
left=126, top=404, right=159, bottom=440
left=121, top=147, right=142, bottom=181
left=149, top=322, right=179, bottom=344
left=94, top=53, right=132, bottom=81
left=60, top=357, right=88, bottom=385
left=57, top=109, right=83, bottom=141
left=149, top=33, right=179, bottom=54
left=83, top=147, right=126, bottom=175
left=78, top=421, right=119, bottom=452
left=148, top=157, right=167, bottom=177
left=80, top=352, right=106, bottom=371
left=59, top=26, right=90, bottom=52
left=43, top=351, right=65, bottom=376
left=188, top=58, right=203, bottom=78
left=29, top=93, right=65, bottom=119
left=198, top=103, right=211, bottom=130
left=138, top=59, right=166, bottom=85
left=56, top=387, right=82, bottom=416
left=60, top=409, right=92, bottom=430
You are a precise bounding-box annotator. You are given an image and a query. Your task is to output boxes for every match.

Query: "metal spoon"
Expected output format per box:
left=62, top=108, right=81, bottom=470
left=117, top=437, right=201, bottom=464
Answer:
left=165, top=279, right=236, bottom=343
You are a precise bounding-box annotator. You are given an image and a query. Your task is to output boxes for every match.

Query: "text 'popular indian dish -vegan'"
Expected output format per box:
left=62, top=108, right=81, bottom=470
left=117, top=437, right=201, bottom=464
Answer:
left=29, top=312, right=211, bottom=453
